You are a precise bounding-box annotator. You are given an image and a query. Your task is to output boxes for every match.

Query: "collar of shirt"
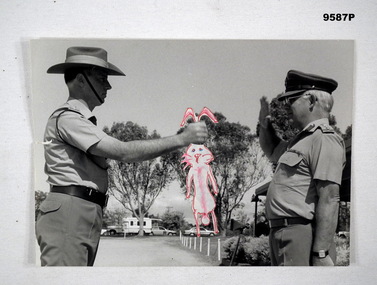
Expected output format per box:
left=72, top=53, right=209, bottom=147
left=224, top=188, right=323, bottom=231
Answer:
left=288, top=118, right=331, bottom=147
left=64, top=99, right=94, bottom=120
left=302, top=118, right=330, bottom=133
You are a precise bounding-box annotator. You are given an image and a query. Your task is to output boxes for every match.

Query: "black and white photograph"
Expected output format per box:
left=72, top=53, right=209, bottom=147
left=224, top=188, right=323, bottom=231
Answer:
left=31, top=38, right=353, bottom=267
left=2, top=1, right=377, bottom=284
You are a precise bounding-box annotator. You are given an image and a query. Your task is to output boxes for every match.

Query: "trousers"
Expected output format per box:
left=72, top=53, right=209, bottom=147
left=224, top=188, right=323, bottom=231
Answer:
left=36, top=192, right=103, bottom=266
left=269, top=223, right=313, bottom=266
left=269, top=223, right=337, bottom=266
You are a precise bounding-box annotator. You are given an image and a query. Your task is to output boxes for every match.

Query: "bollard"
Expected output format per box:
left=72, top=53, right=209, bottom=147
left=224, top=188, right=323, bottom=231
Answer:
left=194, top=237, right=197, bottom=250
left=207, top=238, right=211, bottom=256
left=189, top=237, right=192, bottom=249
left=199, top=237, right=203, bottom=252
left=218, top=239, right=221, bottom=261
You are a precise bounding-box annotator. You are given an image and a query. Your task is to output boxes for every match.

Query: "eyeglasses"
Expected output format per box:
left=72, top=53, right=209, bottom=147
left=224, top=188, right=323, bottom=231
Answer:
left=284, top=94, right=302, bottom=105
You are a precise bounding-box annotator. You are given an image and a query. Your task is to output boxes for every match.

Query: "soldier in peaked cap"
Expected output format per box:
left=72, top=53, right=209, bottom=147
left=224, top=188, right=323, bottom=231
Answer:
left=258, top=70, right=346, bottom=266
left=36, top=47, right=208, bottom=266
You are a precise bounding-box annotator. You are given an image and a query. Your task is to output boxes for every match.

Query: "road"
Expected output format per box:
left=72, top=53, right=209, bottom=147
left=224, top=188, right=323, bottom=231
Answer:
left=94, top=235, right=219, bottom=267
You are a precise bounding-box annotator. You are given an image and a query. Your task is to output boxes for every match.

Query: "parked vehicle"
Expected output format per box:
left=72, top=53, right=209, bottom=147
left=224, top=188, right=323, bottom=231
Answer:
left=101, top=225, right=123, bottom=236
left=337, top=231, right=350, bottom=239
left=122, top=217, right=162, bottom=235
left=151, top=226, right=177, bottom=236
left=184, top=227, right=217, bottom=237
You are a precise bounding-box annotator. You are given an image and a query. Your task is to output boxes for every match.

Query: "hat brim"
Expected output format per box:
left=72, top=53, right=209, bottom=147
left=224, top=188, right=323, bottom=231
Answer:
left=47, top=62, right=125, bottom=76
left=277, top=89, right=307, bottom=101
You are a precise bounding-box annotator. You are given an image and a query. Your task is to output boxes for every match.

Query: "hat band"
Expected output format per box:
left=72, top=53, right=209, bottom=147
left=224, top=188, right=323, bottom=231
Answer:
left=286, top=84, right=316, bottom=92
left=65, top=55, right=109, bottom=69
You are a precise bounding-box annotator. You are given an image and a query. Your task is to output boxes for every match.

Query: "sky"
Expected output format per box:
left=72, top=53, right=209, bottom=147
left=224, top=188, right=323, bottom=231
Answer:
left=31, top=38, right=354, bottom=223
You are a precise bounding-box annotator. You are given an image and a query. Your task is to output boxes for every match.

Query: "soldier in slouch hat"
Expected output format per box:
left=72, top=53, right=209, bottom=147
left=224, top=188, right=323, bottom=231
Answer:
left=36, top=47, right=208, bottom=266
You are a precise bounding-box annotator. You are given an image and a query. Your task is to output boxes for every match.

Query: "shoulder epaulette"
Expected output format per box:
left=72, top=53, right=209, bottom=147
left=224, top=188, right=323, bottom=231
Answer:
left=318, top=124, right=334, bottom=133
left=305, top=123, right=334, bottom=134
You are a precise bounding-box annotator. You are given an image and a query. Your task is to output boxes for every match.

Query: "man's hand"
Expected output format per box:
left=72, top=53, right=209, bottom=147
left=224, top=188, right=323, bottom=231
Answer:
left=259, top=96, right=271, bottom=128
left=180, top=121, right=208, bottom=145
left=312, top=255, right=334, bottom=266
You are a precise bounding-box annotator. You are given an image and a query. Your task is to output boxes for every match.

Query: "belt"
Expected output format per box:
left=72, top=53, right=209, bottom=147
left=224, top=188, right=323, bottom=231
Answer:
left=268, top=217, right=312, bottom=228
left=51, top=185, right=109, bottom=208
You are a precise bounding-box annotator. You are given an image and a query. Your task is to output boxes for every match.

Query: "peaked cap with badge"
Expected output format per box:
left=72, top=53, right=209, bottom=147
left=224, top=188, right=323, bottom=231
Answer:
left=278, top=70, right=338, bottom=101
left=47, top=46, right=125, bottom=76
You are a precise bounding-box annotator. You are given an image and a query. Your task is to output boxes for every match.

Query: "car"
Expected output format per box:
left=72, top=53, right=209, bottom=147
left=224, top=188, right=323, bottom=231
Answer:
left=337, top=231, right=350, bottom=239
left=150, top=226, right=177, bottom=236
left=101, top=225, right=124, bottom=236
left=184, top=227, right=217, bottom=237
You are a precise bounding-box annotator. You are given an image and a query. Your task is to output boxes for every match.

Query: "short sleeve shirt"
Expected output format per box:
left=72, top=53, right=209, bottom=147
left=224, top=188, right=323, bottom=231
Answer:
left=44, top=100, right=109, bottom=192
left=265, top=118, right=346, bottom=220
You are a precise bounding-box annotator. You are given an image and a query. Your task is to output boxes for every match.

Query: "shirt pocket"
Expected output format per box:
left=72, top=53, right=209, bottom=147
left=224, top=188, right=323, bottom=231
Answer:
left=278, top=151, right=303, bottom=168
left=39, top=200, right=61, bottom=214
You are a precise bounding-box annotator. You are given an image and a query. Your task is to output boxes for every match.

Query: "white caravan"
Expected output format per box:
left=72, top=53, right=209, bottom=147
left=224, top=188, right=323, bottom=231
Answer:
left=122, top=217, right=162, bottom=235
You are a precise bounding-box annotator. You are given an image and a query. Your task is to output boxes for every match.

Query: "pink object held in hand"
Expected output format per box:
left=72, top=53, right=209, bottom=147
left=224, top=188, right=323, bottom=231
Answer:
left=180, top=107, right=219, bottom=237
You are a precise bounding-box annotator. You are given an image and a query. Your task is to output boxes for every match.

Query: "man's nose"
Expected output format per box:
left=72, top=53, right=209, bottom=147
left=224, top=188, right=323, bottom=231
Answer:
left=105, top=81, right=112, bottom=90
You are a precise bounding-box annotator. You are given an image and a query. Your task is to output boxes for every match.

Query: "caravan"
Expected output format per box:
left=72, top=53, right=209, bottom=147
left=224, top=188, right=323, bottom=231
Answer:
left=122, top=217, right=162, bottom=235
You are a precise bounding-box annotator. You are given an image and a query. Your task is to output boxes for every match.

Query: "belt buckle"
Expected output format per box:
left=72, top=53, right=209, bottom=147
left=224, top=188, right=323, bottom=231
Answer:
left=283, top=218, right=289, bottom=227
left=86, top=187, right=94, bottom=197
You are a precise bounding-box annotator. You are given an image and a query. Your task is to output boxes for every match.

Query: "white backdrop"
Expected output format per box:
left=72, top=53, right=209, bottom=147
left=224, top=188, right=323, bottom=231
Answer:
left=1, top=1, right=377, bottom=284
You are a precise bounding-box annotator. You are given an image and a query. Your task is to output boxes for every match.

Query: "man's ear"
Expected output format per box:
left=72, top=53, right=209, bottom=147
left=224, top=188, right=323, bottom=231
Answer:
left=308, top=94, right=317, bottom=111
left=309, top=94, right=317, bottom=104
left=76, top=73, right=86, bottom=87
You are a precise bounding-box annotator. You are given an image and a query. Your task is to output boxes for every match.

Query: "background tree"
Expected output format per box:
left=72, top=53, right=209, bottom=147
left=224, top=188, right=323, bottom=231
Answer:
left=234, top=210, right=252, bottom=225
left=102, top=208, right=128, bottom=228
left=342, top=125, right=352, bottom=141
left=104, top=122, right=175, bottom=236
left=167, top=112, right=272, bottom=236
left=35, top=190, right=47, bottom=221
left=160, top=210, right=189, bottom=231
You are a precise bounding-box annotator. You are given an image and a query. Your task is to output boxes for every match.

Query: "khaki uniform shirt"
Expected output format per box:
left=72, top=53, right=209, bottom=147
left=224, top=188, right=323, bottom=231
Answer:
left=44, top=99, right=108, bottom=193
left=266, top=118, right=346, bottom=220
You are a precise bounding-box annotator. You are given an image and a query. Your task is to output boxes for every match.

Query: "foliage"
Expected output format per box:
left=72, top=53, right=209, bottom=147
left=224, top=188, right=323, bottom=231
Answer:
left=234, top=210, right=251, bottom=226
left=243, top=236, right=270, bottom=265
left=104, top=121, right=175, bottom=236
left=342, top=125, right=352, bottom=141
left=35, top=190, right=47, bottom=221
left=223, top=235, right=349, bottom=266
left=160, top=210, right=189, bottom=231
left=268, top=97, right=299, bottom=140
left=337, top=202, right=351, bottom=232
left=335, top=236, right=350, bottom=266
left=166, top=112, right=272, bottom=235
left=102, top=208, right=128, bottom=228
left=223, top=235, right=270, bottom=266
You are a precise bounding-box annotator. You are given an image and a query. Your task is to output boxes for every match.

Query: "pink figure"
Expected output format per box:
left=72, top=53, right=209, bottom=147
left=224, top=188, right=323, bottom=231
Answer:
left=180, top=107, right=219, bottom=237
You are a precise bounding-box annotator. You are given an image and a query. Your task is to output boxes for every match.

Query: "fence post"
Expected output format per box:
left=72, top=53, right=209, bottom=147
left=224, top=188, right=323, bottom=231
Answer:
left=218, top=238, right=221, bottom=261
left=207, top=238, right=211, bottom=256
left=194, top=237, right=197, bottom=250
left=189, top=237, right=192, bottom=249
left=199, top=237, right=203, bottom=252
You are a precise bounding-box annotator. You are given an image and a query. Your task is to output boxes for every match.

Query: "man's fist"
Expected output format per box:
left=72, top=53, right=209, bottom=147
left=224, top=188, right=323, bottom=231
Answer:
left=259, top=96, right=271, bottom=128
left=181, top=122, right=208, bottom=145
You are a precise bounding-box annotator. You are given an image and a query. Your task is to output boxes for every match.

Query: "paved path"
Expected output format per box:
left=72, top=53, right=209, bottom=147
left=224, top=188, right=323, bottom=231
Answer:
left=94, top=236, right=217, bottom=267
